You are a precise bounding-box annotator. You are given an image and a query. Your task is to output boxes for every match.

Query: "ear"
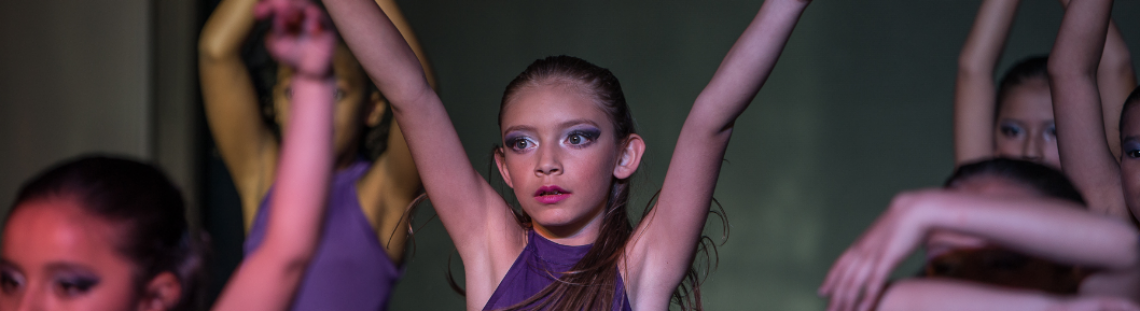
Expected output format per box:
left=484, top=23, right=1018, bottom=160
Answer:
left=365, top=91, right=388, bottom=127
left=494, top=148, right=515, bottom=188
left=137, top=272, right=181, bottom=311
left=613, top=134, right=645, bottom=179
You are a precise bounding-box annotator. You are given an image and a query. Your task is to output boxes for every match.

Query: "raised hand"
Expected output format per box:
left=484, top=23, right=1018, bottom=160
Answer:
left=255, top=0, right=336, bottom=78
left=820, top=190, right=941, bottom=311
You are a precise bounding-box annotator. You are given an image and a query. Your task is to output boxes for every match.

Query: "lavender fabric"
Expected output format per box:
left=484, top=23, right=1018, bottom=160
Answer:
left=483, top=229, right=633, bottom=311
left=245, top=160, right=400, bottom=311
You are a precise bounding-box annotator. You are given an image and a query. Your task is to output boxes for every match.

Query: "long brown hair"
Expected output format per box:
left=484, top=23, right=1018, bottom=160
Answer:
left=491, top=55, right=716, bottom=311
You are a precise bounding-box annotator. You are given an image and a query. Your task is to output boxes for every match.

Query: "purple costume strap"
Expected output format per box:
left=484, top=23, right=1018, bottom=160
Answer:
left=245, top=160, right=401, bottom=311
left=483, top=230, right=632, bottom=311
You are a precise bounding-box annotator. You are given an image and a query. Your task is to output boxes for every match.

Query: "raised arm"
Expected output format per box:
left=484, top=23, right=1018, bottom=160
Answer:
left=1049, top=0, right=1131, bottom=220
left=211, top=2, right=335, bottom=310
left=878, top=278, right=1140, bottom=311
left=320, top=0, right=523, bottom=306
left=621, top=0, right=810, bottom=308
left=368, top=0, right=432, bottom=200
left=1096, top=21, right=1135, bottom=161
left=1058, top=0, right=1139, bottom=160
left=954, top=0, right=1020, bottom=166
left=821, top=190, right=1140, bottom=311
left=356, top=0, right=435, bottom=263
left=198, top=0, right=280, bottom=227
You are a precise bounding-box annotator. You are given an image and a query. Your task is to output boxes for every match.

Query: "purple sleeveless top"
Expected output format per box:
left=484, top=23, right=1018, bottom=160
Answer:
left=244, top=160, right=400, bottom=311
left=483, top=230, right=632, bottom=311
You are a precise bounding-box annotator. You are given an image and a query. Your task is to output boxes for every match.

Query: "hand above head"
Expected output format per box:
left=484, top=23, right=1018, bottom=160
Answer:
left=819, top=189, right=942, bottom=311
left=255, top=0, right=337, bottom=79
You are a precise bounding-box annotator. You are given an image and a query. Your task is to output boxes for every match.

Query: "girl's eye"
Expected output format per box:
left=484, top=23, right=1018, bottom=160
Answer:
left=54, top=277, right=97, bottom=298
left=1123, top=142, right=1140, bottom=159
left=334, top=89, right=346, bottom=101
left=1046, top=124, right=1057, bottom=137
left=0, top=271, right=23, bottom=294
left=1000, top=124, right=1023, bottom=137
left=284, top=86, right=293, bottom=100
left=507, top=137, right=536, bottom=152
left=568, top=134, right=584, bottom=145
left=565, top=129, right=600, bottom=146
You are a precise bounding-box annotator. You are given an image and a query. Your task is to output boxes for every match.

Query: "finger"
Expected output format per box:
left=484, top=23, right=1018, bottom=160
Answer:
left=838, top=256, right=875, bottom=311
left=821, top=251, right=853, bottom=295
left=828, top=250, right=869, bottom=311
left=855, top=266, right=888, bottom=311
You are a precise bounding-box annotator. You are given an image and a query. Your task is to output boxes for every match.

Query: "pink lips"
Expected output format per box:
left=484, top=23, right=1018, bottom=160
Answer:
left=534, top=185, right=572, bottom=204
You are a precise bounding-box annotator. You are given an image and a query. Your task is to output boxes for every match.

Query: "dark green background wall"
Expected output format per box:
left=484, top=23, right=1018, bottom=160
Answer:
left=367, top=1, right=1140, bottom=310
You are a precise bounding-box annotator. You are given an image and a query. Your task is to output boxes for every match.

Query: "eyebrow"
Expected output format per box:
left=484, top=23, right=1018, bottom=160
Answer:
left=0, top=259, right=19, bottom=271
left=45, top=262, right=97, bottom=274
left=502, top=119, right=602, bottom=135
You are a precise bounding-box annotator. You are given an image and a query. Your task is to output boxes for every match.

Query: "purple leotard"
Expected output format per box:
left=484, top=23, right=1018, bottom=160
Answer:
left=245, top=160, right=400, bottom=310
left=483, top=229, right=633, bottom=311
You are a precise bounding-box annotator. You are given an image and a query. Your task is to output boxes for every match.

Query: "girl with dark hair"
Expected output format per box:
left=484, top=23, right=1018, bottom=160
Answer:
left=1, top=156, right=205, bottom=311
left=952, top=0, right=1134, bottom=179
left=820, top=158, right=1140, bottom=311
left=1, top=2, right=336, bottom=309
left=198, top=0, right=431, bottom=308
left=310, top=0, right=810, bottom=309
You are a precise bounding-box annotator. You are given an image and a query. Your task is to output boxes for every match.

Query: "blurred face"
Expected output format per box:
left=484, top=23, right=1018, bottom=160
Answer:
left=273, top=43, right=382, bottom=166
left=0, top=198, right=139, bottom=311
left=924, top=175, right=1042, bottom=259
left=495, top=83, right=631, bottom=244
left=994, top=78, right=1059, bottom=168
left=1119, top=104, right=1140, bottom=214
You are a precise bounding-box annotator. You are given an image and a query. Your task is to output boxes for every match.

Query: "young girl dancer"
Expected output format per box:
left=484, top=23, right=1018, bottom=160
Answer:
left=198, top=0, right=430, bottom=308
left=820, top=158, right=1140, bottom=311
left=1, top=2, right=336, bottom=309
left=313, top=0, right=810, bottom=309
left=952, top=0, right=1134, bottom=175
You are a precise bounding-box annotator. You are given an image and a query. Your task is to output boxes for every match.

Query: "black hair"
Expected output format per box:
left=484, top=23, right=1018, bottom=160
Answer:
left=944, top=157, right=1085, bottom=206
left=1117, top=86, right=1140, bottom=134
left=7, top=155, right=205, bottom=310
left=995, top=56, right=1050, bottom=121
left=244, top=17, right=393, bottom=161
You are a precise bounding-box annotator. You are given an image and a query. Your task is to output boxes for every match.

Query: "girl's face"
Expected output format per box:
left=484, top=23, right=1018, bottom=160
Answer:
left=1119, top=104, right=1140, bottom=212
left=273, top=43, right=384, bottom=165
left=495, top=83, right=640, bottom=244
left=0, top=198, right=140, bottom=311
left=993, top=78, right=1060, bottom=168
left=925, top=175, right=1041, bottom=259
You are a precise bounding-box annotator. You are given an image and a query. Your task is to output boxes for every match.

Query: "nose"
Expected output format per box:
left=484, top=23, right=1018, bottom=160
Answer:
left=534, top=144, right=562, bottom=176
left=13, top=286, right=43, bottom=311
left=1022, top=131, right=1044, bottom=163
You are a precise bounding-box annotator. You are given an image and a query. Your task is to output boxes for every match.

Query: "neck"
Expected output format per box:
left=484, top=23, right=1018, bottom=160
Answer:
left=532, top=202, right=607, bottom=246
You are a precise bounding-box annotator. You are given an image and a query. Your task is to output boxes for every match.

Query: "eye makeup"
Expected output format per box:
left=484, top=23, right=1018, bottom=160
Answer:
left=52, top=271, right=100, bottom=297
left=1122, top=139, right=1140, bottom=159
left=998, top=122, right=1023, bottom=138
left=504, top=132, right=538, bottom=153
left=0, top=265, right=24, bottom=294
left=564, top=127, right=601, bottom=147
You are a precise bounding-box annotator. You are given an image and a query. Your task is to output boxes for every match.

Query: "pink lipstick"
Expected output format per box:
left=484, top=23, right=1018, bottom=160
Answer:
left=534, top=185, right=572, bottom=204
